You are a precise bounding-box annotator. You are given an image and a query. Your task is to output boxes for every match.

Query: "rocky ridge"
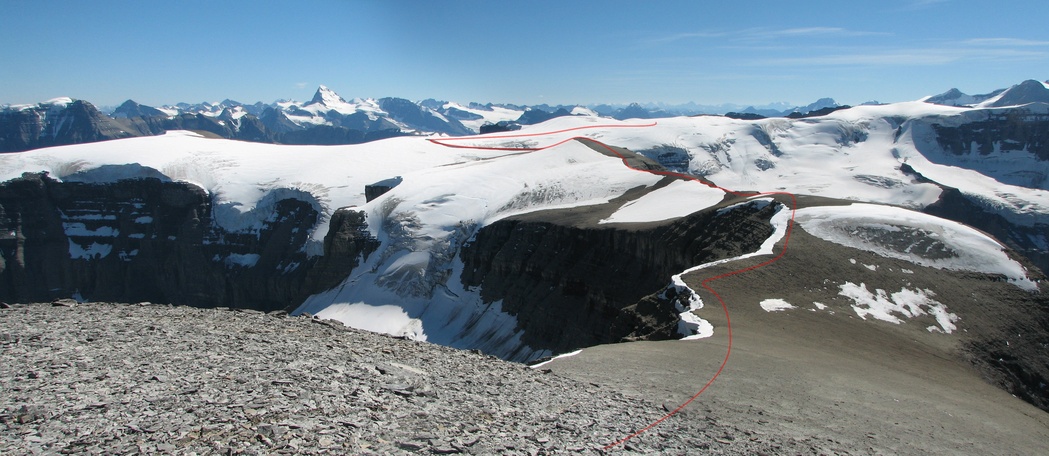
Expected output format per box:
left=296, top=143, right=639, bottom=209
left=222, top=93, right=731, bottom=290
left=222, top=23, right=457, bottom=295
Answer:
left=0, top=302, right=825, bottom=455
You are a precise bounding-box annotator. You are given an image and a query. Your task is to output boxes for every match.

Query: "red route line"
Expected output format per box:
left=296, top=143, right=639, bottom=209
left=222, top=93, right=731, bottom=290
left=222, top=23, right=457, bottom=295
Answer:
left=428, top=122, right=657, bottom=151
left=427, top=124, right=797, bottom=451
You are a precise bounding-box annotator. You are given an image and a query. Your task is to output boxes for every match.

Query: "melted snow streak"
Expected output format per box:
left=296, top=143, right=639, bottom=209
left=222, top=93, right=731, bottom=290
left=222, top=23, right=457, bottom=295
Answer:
left=528, top=349, right=583, bottom=369
left=796, top=203, right=1037, bottom=291
left=671, top=200, right=793, bottom=340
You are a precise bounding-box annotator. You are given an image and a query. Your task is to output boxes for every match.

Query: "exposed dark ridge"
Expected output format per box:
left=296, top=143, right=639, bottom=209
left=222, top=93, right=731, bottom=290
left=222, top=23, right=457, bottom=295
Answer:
left=460, top=196, right=782, bottom=355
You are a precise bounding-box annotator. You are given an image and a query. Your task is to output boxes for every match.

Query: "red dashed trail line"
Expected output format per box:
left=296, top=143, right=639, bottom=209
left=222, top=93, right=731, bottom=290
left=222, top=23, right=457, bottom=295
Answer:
left=427, top=122, right=797, bottom=450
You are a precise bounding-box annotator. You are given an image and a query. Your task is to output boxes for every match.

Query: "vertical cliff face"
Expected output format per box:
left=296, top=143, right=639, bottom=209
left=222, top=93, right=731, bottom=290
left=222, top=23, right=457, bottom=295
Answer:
left=920, top=110, right=1049, bottom=189
left=458, top=198, right=782, bottom=355
left=0, top=173, right=319, bottom=310
left=303, top=208, right=381, bottom=294
left=931, top=112, right=1049, bottom=163
left=0, top=171, right=784, bottom=362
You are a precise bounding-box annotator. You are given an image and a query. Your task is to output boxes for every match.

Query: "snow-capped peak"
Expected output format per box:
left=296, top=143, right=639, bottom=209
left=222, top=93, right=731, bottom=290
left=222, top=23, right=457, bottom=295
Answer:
left=571, top=106, right=599, bottom=117
left=921, top=88, right=974, bottom=106
left=2, top=96, right=76, bottom=112
left=309, top=85, right=347, bottom=106
left=44, top=97, right=75, bottom=106
left=977, top=79, right=1049, bottom=108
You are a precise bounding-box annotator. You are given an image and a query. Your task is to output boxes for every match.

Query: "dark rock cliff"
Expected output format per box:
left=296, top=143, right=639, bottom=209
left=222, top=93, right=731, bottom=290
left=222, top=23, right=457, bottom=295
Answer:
left=459, top=197, right=783, bottom=355
left=516, top=108, right=573, bottom=125
left=931, top=110, right=1049, bottom=163
left=303, top=209, right=381, bottom=294
left=0, top=169, right=784, bottom=360
left=0, top=173, right=321, bottom=310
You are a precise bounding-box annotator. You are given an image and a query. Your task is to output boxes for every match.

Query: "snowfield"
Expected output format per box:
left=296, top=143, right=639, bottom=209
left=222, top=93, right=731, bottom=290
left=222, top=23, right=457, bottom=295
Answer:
left=600, top=179, right=725, bottom=224
left=1, top=97, right=1047, bottom=358
left=441, top=101, right=525, bottom=132
left=297, top=137, right=673, bottom=360
left=0, top=130, right=515, bottom=255
left=795, top=203, right=1037, bottom=290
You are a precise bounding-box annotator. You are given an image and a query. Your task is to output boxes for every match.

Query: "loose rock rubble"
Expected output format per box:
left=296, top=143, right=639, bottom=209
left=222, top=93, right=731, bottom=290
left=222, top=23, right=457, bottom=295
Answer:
left=1, top=302, right=816, bottom=455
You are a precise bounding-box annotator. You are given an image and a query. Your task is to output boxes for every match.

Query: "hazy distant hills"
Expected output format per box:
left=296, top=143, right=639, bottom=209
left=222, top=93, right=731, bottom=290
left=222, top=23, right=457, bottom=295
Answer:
left=2, top=80, right=1048, bottom=153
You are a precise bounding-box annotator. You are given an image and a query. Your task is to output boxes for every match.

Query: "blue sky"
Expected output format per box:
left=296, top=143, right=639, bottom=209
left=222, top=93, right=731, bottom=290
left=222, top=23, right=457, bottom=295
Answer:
left=2, top=0, right=1047, bottom=108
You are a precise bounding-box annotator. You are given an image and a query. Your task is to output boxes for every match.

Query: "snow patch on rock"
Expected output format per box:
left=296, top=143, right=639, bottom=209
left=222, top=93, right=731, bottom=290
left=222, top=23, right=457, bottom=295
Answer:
left=838, top=282, right=959, bottom=333
left=760, top=299, right=796, bottom=312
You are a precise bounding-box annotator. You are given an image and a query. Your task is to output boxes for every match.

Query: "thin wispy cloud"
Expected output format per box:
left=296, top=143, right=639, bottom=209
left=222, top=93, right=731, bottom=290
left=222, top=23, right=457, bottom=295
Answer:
left=751, top=44, right=1048, bottom=67
left=647, top=26, right=1049, bottom=69
left=744, top=27, right=891, bottom=40
left=963, top=38, right=1049, bottom=47
left=640, top=26, right=888, bottom=47
left=774, top=27, right=849, bottom=36
left=758, top=50, right=961, bottom=67
left=642, top=31, right=728, bottom=45
left=899, top=0, right=950, bottom=11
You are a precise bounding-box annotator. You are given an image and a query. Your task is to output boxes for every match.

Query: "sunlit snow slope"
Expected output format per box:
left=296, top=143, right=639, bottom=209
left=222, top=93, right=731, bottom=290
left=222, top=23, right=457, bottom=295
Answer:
left=1, top=99, right=1046, bottom=360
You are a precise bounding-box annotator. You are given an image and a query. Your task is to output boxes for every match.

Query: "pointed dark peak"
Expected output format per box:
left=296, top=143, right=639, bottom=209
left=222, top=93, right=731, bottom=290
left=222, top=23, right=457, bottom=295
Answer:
left=117, top=99, right=141, bottom=110
left=309, top=85, right=346, bottom=106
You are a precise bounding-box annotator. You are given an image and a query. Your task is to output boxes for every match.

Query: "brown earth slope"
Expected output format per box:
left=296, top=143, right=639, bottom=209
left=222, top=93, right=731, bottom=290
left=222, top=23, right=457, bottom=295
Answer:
left=546, top=221, right=1049, bottom=454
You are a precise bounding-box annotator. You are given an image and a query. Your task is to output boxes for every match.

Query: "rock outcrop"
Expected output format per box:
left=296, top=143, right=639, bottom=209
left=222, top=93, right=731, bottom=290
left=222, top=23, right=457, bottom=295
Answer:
left=303, top=208, right=380, bottom=294
left=459, top=197, right=782, bottom=355
left=0, top=173, right=318, bottom=310
left=0, top=167, right=787, bottom=362
left=931, top=110, right=1049, bottom=164
left=900, top=157, right=1049, bottom=276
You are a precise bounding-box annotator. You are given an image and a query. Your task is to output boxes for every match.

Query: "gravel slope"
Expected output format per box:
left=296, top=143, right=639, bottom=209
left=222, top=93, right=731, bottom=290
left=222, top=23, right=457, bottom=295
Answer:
left=3, top=302, right=818, bottom=455
left=546, top=227, right=1049, bottom=455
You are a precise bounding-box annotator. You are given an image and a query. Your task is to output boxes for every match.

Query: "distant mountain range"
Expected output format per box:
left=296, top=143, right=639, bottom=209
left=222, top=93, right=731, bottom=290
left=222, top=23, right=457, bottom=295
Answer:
left=2, top=81, right=1048, bottom=153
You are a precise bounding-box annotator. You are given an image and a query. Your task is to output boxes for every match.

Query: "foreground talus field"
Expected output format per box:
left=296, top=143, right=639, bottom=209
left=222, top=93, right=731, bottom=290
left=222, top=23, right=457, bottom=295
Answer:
left=2, top=302, right=820, bottom=455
